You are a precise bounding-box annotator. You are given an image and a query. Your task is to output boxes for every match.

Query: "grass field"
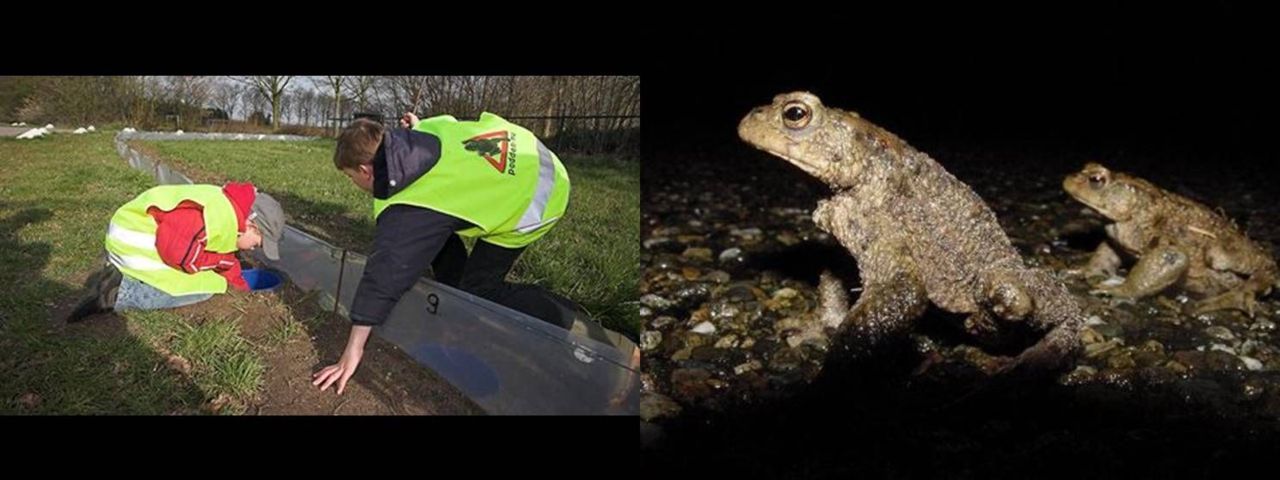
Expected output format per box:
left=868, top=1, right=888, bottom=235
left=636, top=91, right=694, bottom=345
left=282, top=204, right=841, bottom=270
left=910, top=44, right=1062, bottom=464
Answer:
left=1, top=131, right=483, bottom=415
left=0, top=132, right=264, bottom=414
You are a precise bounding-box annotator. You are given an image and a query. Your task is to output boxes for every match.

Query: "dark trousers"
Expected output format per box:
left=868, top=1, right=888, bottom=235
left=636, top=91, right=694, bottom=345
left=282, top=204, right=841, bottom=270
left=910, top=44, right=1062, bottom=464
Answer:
left=431, top=235, right=577, bottom=329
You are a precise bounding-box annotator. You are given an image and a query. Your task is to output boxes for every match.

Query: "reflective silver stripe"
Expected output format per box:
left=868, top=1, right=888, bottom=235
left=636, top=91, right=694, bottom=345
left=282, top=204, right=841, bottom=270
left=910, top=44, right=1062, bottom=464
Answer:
left=514, top=139, right=557, bottom=233
left=107, top=223, right=157, bottom=250
left=107, top=250, right=170, bottom=271
left=516, top=215, right=560, bottom=234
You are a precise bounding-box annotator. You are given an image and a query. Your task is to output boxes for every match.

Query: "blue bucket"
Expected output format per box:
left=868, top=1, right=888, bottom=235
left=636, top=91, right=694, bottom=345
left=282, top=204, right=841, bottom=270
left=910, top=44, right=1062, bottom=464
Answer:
left=241, top=268, right=283, bottom=292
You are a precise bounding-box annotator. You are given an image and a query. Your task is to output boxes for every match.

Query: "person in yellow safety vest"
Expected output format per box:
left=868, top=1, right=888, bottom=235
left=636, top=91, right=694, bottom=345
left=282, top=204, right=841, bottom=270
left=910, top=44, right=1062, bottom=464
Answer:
left=66, top=182, right=285, bottom=322
left=313, top=112, right=580, bottom=395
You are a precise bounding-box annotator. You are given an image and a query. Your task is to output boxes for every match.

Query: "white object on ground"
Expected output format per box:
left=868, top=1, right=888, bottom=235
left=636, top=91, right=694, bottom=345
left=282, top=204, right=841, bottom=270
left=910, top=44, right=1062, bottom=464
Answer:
left=1099, top=276, right=1125, bottom=287
left=16, top=128, right=45, bottom=139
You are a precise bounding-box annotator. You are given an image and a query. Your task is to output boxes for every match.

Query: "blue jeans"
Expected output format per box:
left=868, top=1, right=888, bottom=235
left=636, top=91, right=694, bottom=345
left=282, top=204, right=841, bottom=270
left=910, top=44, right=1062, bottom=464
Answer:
left=113, top=275, right=213, bottom=311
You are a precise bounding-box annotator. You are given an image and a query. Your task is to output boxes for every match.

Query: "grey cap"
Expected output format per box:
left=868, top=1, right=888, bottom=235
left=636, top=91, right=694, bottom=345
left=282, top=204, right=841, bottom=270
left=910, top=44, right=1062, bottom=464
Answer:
left=250, top=191, right=285, bottom=260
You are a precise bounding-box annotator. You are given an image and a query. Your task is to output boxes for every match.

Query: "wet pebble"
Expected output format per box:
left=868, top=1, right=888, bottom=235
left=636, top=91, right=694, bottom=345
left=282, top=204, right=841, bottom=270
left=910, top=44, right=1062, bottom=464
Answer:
left=650, top=316, right=676, bottom=329
left=734, top=360, right=763, bottom=375
left=691, top=321, right=716, bottom=335
left=673, top=284, right=711, bottom=309
left=1238, top=339, right=1261, bottom=356
left=1062, top=365, right=1098, bottom=385
left=640, top=392, right=683, bottom=421
left=768, top=348, right=805, bottom=373
left=640, top=373, right=656, bottom=393
left=651, top=254, right=681, bottom=271
left=677, top=234, right=706, bottom=245
left=641, top=331, right=662, bottom=351
left=1242, top=379, right=1266, bottom=401
left=682, top=247, right=713, bottom=262
left=650, top=226, right=680, bottom=237
left=722, top=283, right=766, bottom=302
left=1204, top=325, right=1236, bottom=342
left=1093, top=322, right=1124, bottom=339
left=640, top=294, right=676, bottom=311
left=1139, top=339, right=1165, bottom=354
left=1251, top=318, right=1277, bottom=332
left=778, top=330, right=829, bottom=350
left=715, top=334, right=740, bottom=349
left=643, top=237, right=681, bottom=252
left=1085, top=339, right=1122, bottom=358
left=706, top=378, right=730, bottom=391
left=1206, top=351, right=1245, bottom=371
left=1132, top=349, right=1165, bottom=368
left=1209, top=343, right=1237, bottom=356
left=718, top=247, right=744, bottom=264
left=703, top=270, right=732, bottom=284
left=765, top=288, right=809, bottom=317
left=1240, top=356, right=1264, bottom=371
left=1106, top=351, right=1137, bottom=370
left=709, top=302, right=740, bottom=323
left=690, top=345, right=723, bottom=362
left=773, top=317, right=805, bottom=333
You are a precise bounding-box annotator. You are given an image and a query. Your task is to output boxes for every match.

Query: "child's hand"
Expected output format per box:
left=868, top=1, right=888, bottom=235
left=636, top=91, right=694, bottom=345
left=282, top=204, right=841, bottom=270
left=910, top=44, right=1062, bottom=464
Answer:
left=399, top=112, right=420, bottom=129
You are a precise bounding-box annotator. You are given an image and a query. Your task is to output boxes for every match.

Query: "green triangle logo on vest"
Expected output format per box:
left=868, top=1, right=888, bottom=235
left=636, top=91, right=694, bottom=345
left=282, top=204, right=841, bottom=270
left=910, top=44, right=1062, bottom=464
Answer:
left=463, top=130, right=511, bottom=174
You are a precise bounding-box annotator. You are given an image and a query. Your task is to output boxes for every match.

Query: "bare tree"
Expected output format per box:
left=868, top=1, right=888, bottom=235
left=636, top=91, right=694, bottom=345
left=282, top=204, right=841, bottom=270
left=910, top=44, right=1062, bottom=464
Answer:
left=230, top=76, right=294, bottom=129
left=280, top=90, right=297, bottom=125
left=386, top=76, right=432, bottom=114
left=348, top=76, right=377, bottom=112
left=17, top=76, right=150, bottom=125
left=209, top=81, right=246, bottom=120
left=165, top=76, right=211, bottom=110
left=297, top=88, right=316, bottom=127
left=316, top=75, right=347, bottom=132
left=544, top=76, right=562, bottom=137
left=242, top=88, right=271, bottom=125
left=316, top=92, right=337, bottom=126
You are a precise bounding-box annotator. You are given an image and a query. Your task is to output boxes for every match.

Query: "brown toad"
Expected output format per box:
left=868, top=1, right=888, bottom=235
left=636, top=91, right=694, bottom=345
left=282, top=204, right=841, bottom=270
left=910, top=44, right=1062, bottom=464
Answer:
left=1063, top=162, right=1278, bottom=316
left=738, top=91, right=1084, bottom=373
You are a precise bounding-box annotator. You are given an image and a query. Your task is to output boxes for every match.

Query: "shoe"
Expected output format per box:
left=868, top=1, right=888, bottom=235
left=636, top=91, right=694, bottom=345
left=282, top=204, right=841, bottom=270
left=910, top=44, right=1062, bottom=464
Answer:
left=65, top=264, right=122, bottom=323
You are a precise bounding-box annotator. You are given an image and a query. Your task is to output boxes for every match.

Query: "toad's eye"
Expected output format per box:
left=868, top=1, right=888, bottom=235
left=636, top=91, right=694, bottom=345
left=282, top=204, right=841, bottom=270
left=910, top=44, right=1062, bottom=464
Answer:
left=1087, top=173, right=1107, bottom=188
left=782, top=101, right=812, bottom=129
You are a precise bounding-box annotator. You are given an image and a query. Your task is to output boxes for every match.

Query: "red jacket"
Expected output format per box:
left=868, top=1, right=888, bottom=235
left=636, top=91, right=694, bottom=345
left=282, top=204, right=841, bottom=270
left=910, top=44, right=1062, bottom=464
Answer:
left=147, top=183, right=257, bottom=291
